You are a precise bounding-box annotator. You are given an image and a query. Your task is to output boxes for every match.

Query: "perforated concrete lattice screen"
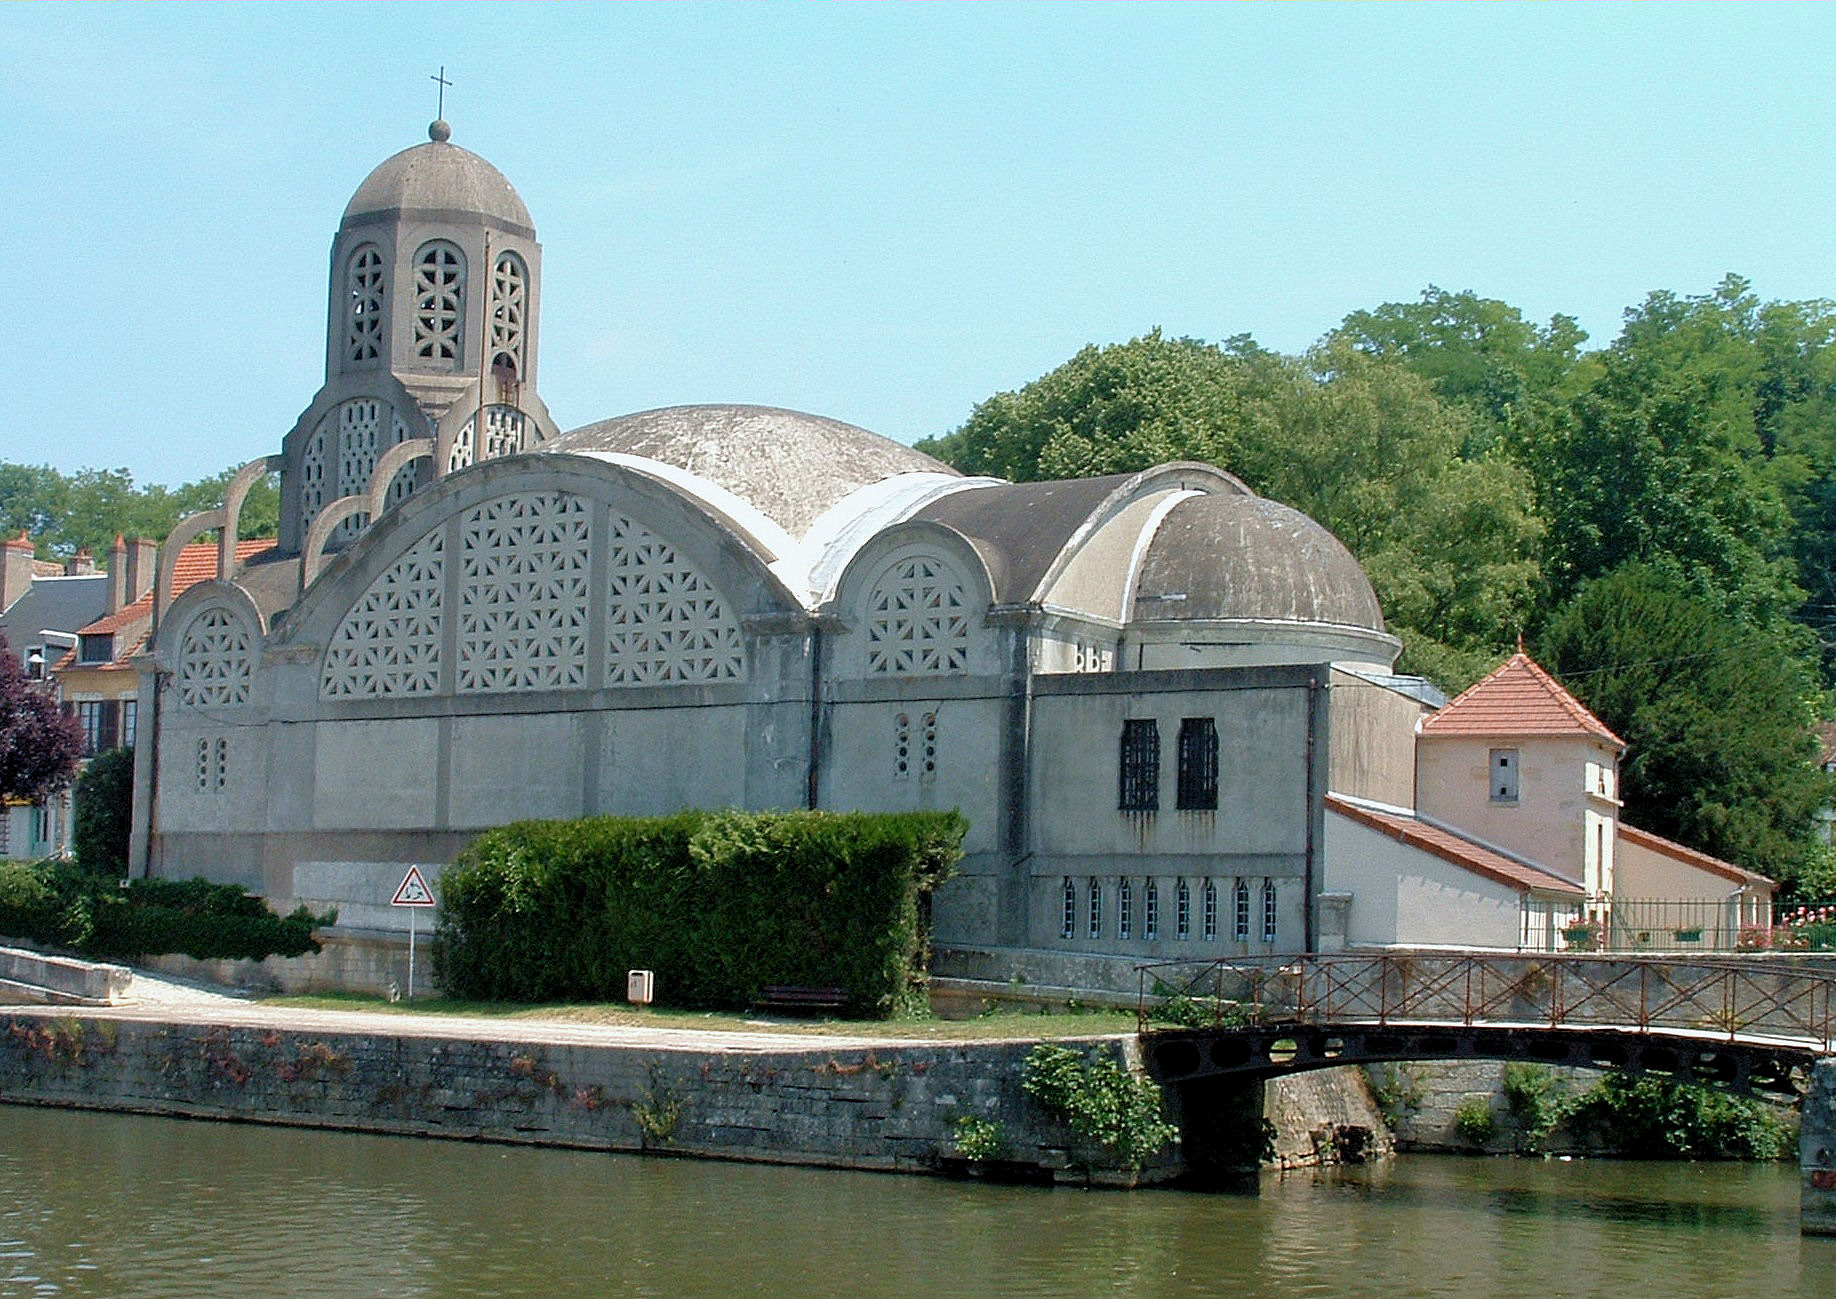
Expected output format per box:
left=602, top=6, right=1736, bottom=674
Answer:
left=413, top=242, right=464, bottom=363
left=865, top=555, right=971, bottom=675
left=175, top=609, right=254, bottom=708
left=321, top=530, right=446, bottom=698
left=604, top=513, right=744, bottom=685
left=457, top=492, right=592, bottom=693
left=345, top=246, right=384, bottom=365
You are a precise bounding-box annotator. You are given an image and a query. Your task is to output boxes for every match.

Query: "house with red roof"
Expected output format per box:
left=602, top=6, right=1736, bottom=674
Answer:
left=1324, top=651, right=1773, bottom=951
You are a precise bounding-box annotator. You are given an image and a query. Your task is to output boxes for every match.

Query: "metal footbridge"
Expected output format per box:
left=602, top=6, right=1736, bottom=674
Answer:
left=1136, top=951, right=1836, bottom=1098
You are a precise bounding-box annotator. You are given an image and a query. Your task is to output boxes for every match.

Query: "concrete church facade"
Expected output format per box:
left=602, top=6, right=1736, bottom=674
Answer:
left=129, top=122, right=1421, bottom=992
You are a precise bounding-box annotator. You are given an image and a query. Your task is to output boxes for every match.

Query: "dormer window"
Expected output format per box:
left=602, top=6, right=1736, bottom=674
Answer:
left=1490, top=748, right=1519, bottom=803
left=78, top=633, right=114, bottom=665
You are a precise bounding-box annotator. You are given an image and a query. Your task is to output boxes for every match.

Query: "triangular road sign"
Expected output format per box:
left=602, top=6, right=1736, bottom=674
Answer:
left=392, top=865, right=436, bottom=907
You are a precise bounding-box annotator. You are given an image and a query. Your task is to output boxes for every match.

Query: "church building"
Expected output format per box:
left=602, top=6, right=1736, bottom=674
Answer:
left=127, top=122, right=1441, bottom=993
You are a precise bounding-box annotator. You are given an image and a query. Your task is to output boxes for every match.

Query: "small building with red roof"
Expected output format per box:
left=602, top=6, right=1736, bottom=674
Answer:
left=1325, top=649, right=1773, bottom=952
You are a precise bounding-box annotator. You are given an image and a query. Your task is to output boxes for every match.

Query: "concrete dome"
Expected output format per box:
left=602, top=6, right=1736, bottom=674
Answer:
left=342, top=127, right=533, bottom=233
left=1131, top=492, right=1385, bottom=631
left=548, top=404, right=959, bottom=538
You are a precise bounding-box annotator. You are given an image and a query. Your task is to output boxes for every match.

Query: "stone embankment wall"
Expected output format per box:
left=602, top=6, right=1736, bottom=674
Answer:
left=0, top=1013, right=1177, bottom=1184
left=1806, top=1060, right=1836, bottom=1235
left=1265, top=1067, right=1394, bottom=1168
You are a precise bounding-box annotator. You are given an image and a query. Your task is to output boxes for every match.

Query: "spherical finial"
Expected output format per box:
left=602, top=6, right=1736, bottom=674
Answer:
left=429, top=119, right=452, bottom=143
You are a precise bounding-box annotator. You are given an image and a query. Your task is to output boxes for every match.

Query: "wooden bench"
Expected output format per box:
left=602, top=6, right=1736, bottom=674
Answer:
left=756, top=985, right=851, bottom=1015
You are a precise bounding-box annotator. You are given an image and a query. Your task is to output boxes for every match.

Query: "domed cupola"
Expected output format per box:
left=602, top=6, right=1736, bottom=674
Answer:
left=279, top=121, right=560, bottom=557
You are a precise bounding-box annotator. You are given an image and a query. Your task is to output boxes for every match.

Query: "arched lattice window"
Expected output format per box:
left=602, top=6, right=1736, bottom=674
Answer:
left=1118, top=877, right=1133, bottom=940
left=1203, top=879, right=1218, bottom=942
left=1087, top=878, right=1102, bottom=940
left=1262, top=880, right=1279, bottom=944
left=865, top=554, right=971, bottom=675
left=1233, top=880, right=1251, bottom=941
left=300, top=426, right=328, bottom=532
left=490, top=252, right=527, bottom=384
left=457, top=492, right=592, bottom=693
left=1176, top=879, right=1191, bottom=940
left=412, top=241, right=464, bottom=363
left=1144, top=879, right=1159, bottom=940
left=345, top=245, right=385, bottom=365
left=605, top=512, right=745, bottom=685
left=175, top=608, right=254, bottom=709
left=321, top=530, right=446, bottom=699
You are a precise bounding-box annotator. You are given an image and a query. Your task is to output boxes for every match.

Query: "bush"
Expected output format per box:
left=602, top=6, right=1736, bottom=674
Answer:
left=72, top=746, right=135, bottom=879
left=1565, top=1073, right=1791, bottom=1161
left=0, top=860, right=330, bottom=961
left=435, top=809, right=966, bottom=1017
left=1454, top=1098, right=1498, bottom=1146
left=1021, top=1043, right=1179, bottom=1173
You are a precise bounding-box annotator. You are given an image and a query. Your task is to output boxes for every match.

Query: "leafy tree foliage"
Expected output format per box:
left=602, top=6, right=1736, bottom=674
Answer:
left=0, top=461, right=278, bottom=562
left=1514, top=277, right=1803, bottom=622
left=0, top=632, right=83, bottom=807
left=72, top=746, right=135, bottom=879
left=1333, top=285, right=1587, bottom=435
left=1537, top=565, right=1830, bottom=897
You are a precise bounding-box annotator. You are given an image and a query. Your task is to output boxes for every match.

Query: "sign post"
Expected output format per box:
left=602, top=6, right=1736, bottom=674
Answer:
left=391, top=866, right=437, bottom=999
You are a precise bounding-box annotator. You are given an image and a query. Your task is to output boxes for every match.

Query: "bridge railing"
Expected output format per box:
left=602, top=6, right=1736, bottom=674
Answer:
left=1136, top=952, right=1836, bottom=1053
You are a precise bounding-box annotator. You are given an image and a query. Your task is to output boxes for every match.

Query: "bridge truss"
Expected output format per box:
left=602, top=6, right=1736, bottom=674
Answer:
left=1135, top=952, right=1836, bottom=1097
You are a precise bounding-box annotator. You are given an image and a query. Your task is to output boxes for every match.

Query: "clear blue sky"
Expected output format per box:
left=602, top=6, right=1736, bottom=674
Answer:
left=5, top=3, right=1834, bottom=487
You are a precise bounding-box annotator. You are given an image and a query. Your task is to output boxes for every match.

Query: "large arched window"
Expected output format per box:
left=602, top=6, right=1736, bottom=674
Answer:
left=344, top=245, right=385, bottom=366
left=412, top=241, right=465, bottom=364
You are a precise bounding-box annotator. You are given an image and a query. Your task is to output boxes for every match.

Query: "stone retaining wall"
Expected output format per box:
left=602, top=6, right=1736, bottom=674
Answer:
left=0, top=1013, right=1179, bottom=1184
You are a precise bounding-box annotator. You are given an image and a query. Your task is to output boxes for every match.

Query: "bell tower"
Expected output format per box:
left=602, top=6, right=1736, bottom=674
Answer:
left=278, top=119, right=559, bottom=554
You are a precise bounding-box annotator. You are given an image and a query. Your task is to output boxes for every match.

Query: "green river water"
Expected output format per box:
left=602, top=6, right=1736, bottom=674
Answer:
left=2, top=1105, right=1832, bottom=1298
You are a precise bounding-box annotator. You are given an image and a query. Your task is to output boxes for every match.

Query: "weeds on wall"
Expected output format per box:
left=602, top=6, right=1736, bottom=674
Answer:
left=435, top=809, right=965, bottom=1017
left=1483, top=1063, right=1791, bottom=1160
left=1021, top=1043, right=1179, bottom=1174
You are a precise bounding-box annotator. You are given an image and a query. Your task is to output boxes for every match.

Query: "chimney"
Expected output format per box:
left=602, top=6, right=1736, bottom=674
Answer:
left=0, top=532, right=32, bottom=614
left=125, top=537, right=158, bottom=604
left=108, top=534, right=127, bottom=614
left=65, top=548, right=96, bottom=577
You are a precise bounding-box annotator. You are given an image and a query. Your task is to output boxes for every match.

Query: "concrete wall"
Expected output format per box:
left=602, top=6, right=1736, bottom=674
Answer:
left=1326, top=669, right=1426, bottom=808
left=1324, top=809, right=1527, bottom=949
left=1416, top=734, right=1619, bottom=891
left=1807, top=1059, right=1836, bottom=1235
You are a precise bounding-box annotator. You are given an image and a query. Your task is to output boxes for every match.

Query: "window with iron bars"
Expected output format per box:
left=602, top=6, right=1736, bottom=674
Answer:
left=1061, top=877, right=1075, bottom=940
left=1118, top=719, right=1159, bottom=811
left=1234, top=880, right=1251, bottom=941
left=1144, top=879, right=1159, bottom=940
left=1176, top=879, right=1191, bottom=939
left=1118, top=877, right=1133, bottom=940
left=1087, top=878, right=1103, bottom=939
left=1262, top=880, right=1279, bottom=944
left=1176, top=717, right=1218, bottom=810
left=1203, top=879, right=1218, bottom=941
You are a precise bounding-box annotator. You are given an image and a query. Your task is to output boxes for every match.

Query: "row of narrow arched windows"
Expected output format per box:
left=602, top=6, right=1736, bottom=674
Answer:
left=1061, top=876, right=1278, bottom=944
left=344, top=243, right=528, bottom=379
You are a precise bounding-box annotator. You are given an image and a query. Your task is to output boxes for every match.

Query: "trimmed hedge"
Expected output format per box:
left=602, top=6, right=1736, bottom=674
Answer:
left=0, top=860, right=331, bottom=961
left=73, top=746, right=135, bottom=879
left=435, top=809, right=966, bottom=1016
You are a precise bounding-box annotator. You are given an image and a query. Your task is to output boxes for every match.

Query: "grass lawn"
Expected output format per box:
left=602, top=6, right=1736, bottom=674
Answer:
left=259, top=991, right=1138, bottom=1041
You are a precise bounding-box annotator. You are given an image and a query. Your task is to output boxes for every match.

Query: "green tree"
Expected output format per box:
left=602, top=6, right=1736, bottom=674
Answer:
left=0, top=461, right=279, bottom=562
left=916, top=330, right=1271, bottom=482
left=1514, top=277, right=1803, bottom=623
left=1538, top=564, right=1831, bottom=897
left=1333, top=285, right=1587, bottom=436
left=72, top=746, right=136, bottom=879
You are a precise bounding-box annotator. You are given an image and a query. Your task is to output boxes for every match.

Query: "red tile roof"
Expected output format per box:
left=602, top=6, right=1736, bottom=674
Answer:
left=1327, top=794, right=1584, bottom=897
left=1418, top=652, right=1624, bottom=747
left=60, top=539, right=276, bottom=667
left=1617, top=822, right=1773, bottom=889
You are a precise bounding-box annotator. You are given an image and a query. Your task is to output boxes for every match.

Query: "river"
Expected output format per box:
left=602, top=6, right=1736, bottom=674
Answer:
left=2, top=1105, right=1831, bottom=1298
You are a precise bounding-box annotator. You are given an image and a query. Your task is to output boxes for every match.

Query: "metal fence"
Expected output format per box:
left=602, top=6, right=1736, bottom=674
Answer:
left=1137, top=951, right=1836, bottom=1053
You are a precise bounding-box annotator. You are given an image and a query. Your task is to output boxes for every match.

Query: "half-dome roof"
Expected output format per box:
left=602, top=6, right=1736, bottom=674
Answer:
left=548, top=404, right=959, bottom=538
left=1131, top=493, right=1385, bottom=631
left=342, top=125, right=533, bottom=234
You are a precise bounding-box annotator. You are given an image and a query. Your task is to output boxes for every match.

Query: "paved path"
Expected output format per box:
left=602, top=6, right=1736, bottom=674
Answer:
left=4, top=966, right=1017, bottom=1055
